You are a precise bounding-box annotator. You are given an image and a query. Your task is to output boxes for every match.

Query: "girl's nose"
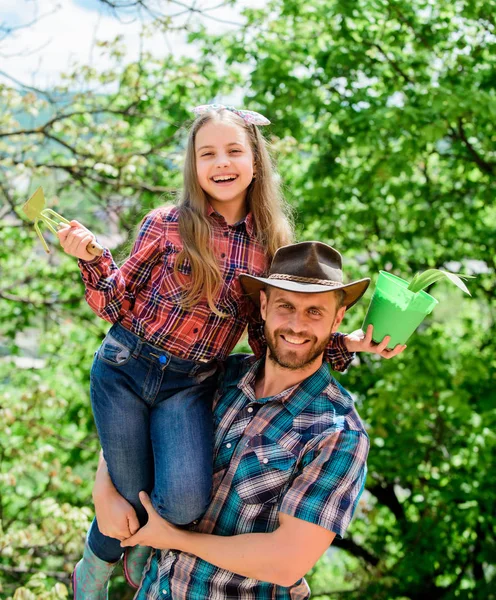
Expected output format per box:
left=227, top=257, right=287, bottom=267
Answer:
left=215, top=154, right=230, bottom=168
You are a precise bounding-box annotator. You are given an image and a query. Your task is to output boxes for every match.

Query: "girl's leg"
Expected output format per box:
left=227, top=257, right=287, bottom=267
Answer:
left=150, top=375, right=216, bottom=525
left=88, top=353, right=154, bottom=562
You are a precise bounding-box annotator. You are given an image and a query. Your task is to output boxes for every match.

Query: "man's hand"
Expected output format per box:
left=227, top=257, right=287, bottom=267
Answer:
left=93, top=485, right=140, bottom=542
left=344, top=325, right=406, bottom=359
left=121, top=492, right=183, bottom=550
left=92, top=450, right=140, bottom=541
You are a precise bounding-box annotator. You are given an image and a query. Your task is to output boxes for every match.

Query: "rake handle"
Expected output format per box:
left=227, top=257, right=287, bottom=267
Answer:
left=86, top=239, right=105, bottom=257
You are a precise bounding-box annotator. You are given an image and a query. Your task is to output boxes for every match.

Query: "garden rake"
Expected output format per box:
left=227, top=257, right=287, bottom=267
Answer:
left=21, top=187, right=104, bottom=256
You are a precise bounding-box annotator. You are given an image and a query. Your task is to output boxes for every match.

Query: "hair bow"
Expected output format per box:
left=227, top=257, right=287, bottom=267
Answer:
left=192, top=104, right=270, bottom=126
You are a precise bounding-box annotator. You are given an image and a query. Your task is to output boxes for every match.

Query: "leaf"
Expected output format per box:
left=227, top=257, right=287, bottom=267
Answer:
left=407, top=269, right=474, bottom=295
left=440, top=270, right=474, bottom=296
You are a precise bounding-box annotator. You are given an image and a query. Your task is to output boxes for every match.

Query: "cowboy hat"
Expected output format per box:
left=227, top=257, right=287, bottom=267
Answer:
left=239, top=241, right=370, bottom=309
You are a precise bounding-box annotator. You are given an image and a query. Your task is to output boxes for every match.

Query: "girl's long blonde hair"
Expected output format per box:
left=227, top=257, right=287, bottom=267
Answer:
left=176, top=109, right=294, bottom=315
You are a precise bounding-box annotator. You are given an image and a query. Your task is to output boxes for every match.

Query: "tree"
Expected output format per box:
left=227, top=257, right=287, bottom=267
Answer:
left=1, top=0, right=495, bottom=598
left=192, top=0, right=496, bottom=597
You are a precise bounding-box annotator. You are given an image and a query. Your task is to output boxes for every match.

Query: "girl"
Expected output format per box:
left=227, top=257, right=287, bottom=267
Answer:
left=58, top=105, right=364, bottom=598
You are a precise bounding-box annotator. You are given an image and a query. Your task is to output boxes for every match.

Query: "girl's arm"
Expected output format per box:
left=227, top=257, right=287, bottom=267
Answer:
left=58, top=209, right=166, bottom=323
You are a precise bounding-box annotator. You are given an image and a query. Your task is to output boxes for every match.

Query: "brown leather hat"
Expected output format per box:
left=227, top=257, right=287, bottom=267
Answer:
left=239, top=241, right=370, bottom=309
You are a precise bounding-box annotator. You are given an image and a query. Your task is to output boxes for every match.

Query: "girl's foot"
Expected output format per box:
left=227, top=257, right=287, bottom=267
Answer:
left=123, top=545, right=152, bottom=589
left=72, top=541, right=117, bottom=599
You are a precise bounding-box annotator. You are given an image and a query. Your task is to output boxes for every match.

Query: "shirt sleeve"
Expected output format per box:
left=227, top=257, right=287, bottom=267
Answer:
left=325, top=333, right=354, bottom=372
left=279, top=429, right=369, bottom=539
left=78, top=209, right=166, bottom=323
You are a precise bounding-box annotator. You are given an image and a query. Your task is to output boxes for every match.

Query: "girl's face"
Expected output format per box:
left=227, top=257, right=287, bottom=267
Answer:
left=195, top=121, right=255, bottom=216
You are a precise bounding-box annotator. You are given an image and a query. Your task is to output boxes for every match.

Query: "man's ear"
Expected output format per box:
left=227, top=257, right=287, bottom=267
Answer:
left=332, top=305, right=347, bottom=331
left=259, top=289, right=267, bottom=321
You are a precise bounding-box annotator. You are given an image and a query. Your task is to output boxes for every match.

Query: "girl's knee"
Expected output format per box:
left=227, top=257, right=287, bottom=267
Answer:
left=151, top=492, right=209, bottom=526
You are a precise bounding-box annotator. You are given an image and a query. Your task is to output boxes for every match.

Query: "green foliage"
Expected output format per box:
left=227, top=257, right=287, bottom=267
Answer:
left=1, top=0, right=495, bottom=598
left=408, top=269, right=474, bottom=295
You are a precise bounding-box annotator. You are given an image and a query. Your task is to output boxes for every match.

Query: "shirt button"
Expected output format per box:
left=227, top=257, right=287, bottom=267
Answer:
left=223, top=231, right=228, bottom=237
left=221, top=253, right=226, bottom=258
left=263, top=458, right=269, bottom=464
left=226, top=443, right=232, bottom=448
left=247, top=407, right=253, bottom=413
left=162, top=591, right=168, bottom=595
left=193, top=328, right=198, bottom=333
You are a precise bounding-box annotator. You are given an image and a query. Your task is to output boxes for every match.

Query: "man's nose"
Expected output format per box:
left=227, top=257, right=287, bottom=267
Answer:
left=287, top=311, right=306, bottom=332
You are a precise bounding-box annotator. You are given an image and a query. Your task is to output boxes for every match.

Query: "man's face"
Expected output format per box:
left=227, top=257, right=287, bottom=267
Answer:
left=260, top=287, right=346, bottom=371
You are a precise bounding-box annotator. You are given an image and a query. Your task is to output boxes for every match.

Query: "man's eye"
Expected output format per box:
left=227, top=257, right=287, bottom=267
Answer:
left=309, top=309, right=321, bottom=316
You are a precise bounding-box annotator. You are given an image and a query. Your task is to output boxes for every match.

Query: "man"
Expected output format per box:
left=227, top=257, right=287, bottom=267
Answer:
left=94, top=242, right=405, bottom=599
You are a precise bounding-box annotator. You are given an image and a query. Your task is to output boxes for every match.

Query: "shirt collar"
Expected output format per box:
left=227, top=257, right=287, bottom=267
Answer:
left=237, top=358, right=333, bottom=416
left=206, top=202, right=255, bottom=238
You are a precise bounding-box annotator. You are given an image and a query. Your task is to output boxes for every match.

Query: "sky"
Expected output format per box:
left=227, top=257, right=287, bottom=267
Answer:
left=0, top=0, right=260, bottom=89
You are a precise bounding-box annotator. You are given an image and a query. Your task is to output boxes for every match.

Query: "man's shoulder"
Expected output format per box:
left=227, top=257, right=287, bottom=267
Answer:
left=318, top=375, right=368, bottom=438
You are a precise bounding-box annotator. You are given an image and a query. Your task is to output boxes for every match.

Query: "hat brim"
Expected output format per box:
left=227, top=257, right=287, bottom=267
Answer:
left=239, top=274, right=371, bottom=310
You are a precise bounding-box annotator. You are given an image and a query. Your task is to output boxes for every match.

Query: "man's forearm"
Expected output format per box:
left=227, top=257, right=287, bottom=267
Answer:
left=174, top=528, right=294, bottom=586
left=93, top=450, right=114, bottom=500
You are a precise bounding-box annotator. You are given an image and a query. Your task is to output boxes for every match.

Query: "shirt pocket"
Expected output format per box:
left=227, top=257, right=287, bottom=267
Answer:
left=217, top=268, right=248, bottom=318
left=233, top=435, right=297, bottom=505
left=159, top=242, right=192, bottom=303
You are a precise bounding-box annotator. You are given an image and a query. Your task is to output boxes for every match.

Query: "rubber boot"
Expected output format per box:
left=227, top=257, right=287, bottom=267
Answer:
left=72, top=539, right=118, bottom=599
left=123, top=545, right=152, bottom=589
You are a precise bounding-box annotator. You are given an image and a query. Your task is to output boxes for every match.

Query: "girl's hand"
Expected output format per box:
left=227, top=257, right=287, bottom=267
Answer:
left=121, top=492, right=183, bottom=550
left=56, top=220, right=98, bottom=262
left=344, top=325, right=407, bottom=359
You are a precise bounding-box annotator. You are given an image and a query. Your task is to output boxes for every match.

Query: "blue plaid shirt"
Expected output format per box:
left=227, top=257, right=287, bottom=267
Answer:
left=136, top=355, right=369, bottom=600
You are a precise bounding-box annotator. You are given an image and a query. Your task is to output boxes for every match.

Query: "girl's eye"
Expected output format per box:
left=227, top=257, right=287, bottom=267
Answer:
left=230, top=149, right=241, bottom=153
left=201, top=152, right=213, bottom=157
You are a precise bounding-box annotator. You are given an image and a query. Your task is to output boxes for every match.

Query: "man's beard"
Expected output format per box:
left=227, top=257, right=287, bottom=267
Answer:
left=264, top=323, right=334, bottom=371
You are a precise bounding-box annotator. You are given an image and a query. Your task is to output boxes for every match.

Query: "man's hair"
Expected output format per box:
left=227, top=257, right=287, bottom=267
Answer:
left=264, top=286, right=346, bottom=308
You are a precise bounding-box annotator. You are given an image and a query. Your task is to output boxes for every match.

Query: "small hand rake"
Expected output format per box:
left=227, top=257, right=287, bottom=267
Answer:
left=21, top=187, right=104, bottom=256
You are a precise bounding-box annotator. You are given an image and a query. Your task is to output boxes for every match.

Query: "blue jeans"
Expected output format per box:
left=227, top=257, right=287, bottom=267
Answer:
left=87, top=322, right=219, bottom=563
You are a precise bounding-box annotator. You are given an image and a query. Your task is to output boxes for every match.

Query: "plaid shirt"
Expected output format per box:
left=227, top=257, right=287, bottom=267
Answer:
left=78, top=205, right=353, bottom=368
left=136, top=355, right=369, bottom=600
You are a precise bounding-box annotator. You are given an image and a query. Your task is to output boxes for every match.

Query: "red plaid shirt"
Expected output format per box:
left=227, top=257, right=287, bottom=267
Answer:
left=78, top=205, right=352, bottom=368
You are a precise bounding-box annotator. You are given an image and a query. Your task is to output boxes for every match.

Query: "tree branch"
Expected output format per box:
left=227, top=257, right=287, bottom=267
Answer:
left=448, top=118, right=495, bottom=175
left=368, top=481, right=407, bottom=526
left=332, top=537, right=380, bottom=566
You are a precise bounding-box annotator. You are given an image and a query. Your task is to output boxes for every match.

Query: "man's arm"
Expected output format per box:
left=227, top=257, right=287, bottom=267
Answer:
left=122, top=429, right=369, bottom=585
left=93, top=451, right=140, bottom=541
left=121, top=492, right=334, bottom=587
